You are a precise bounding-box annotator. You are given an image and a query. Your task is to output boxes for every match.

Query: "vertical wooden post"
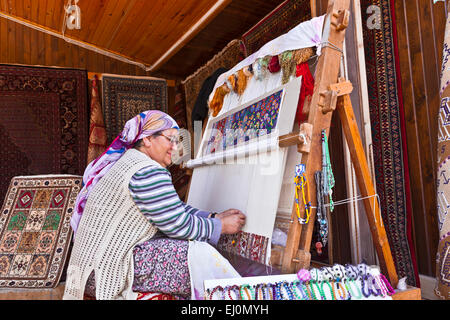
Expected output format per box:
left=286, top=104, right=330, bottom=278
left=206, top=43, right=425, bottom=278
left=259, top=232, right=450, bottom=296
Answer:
left=281, top=0, right=351, bottom=273
left=337, top=94, right=399, bottom=287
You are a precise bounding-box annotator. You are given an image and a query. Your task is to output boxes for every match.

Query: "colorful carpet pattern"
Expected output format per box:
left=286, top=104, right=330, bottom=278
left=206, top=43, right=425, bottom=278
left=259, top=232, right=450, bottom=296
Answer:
left=0, top=175, right=81, bottom=288
left=0, top=65, right=89, bottom=206
left=204, top=89, right=283, bottom=155
left=360, top=0, right=418, bottom=286
left=436, top=10, right=450, bottom=300
left=101, top=75, right=168, bottom=144
left=240, top=0, right=311, bottom=56
left=217, top=231, right=270, bottom=265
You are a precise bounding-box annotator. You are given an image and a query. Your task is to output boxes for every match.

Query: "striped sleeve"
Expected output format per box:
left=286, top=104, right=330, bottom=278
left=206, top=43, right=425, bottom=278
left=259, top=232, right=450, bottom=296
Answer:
left=128, top=165, right=221, bottom=245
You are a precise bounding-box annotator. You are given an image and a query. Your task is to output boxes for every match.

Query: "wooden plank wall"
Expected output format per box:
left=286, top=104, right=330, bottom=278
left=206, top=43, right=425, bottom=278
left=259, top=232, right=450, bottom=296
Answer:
left=0, top=16, right=152, bottom=77
left=394, top=0, right=446, bottom=276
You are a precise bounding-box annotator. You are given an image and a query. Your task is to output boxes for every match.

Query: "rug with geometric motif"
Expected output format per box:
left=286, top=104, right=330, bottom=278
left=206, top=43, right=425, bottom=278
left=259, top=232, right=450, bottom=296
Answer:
left=360, top=0, right=419, bottom=286
left=101, top=75, right=168, bottom=144
left=436, top=7, right=450, bottom=300
left=0, top=175, right=81, bottom=289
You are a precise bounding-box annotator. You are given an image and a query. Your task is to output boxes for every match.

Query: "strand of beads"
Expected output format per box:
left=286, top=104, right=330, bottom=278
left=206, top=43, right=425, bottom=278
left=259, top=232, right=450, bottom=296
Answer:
left=240, top=284, right=255, bottom=300
left=281, top=281, right=295, bottom=300
left=226, top=285, right=240, bottom=300
left=209, top=285, right=224, bottom=300
left=334, top=280, right=348, bottom=300
left=380, top=274, right=395, bottom=295
left=321, top=279, right=336, bottom=300
left=291, top=280, right=306, bottom=300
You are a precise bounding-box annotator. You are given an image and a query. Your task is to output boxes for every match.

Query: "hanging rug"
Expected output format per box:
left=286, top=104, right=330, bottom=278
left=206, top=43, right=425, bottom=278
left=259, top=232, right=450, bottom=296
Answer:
left=0, top=175, right=81, bottom=289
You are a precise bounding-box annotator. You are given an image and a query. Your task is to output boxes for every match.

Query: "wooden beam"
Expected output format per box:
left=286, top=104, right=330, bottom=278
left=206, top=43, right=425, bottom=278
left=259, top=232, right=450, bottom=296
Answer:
left=147, top=0, right=232, bottom=72
left=391, top=286, right=421, bottom=300
left=0, top=10, right=153, bottom=71
left=281, top=0, right=351, bottom=274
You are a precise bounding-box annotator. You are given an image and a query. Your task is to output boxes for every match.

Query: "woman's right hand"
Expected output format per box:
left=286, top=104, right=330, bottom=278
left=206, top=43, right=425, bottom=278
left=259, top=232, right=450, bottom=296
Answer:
left=218, top=210, right=246, bottom=234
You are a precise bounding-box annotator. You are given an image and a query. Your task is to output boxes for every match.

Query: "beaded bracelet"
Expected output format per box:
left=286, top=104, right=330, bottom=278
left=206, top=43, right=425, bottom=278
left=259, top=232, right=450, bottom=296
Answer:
left=240, top=284, right=255, bottom=300
left=303, top=281, right=317, bottom=300
left=369, top=274, right=382, bottom=296
left=334, top=280, right=348, bottom=300
left=291, top=280, right=304, bottom=300
left=274, top=282, right=283, bottom=300
left=281, top=281, right=295, bottom=300
left=311, top=281, right=326, bottom=300
left=373, top=276, right=388, bottom=297
left=380, top=274, right=395, bottom=295
left=320, top=280, right=336, bottom=300
left=361, top=274, right=381, bottom=298
left=255, top=283, right=265, bottom=300
left=266, top=283, right=274, bottom=300
left=210, top=285, right=224, bottom=300
left=226, top=285, right=240, bottom=300
left=344, top=278, right=362, bottom=300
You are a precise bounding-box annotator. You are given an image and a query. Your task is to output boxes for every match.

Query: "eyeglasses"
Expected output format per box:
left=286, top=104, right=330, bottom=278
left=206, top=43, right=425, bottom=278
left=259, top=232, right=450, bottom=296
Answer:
left=157, top=132, right=179, bottom=145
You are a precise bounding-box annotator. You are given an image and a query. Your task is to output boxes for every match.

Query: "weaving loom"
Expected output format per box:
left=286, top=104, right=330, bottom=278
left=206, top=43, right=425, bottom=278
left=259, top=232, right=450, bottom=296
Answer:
left=187, top=78, right=302, bottom=265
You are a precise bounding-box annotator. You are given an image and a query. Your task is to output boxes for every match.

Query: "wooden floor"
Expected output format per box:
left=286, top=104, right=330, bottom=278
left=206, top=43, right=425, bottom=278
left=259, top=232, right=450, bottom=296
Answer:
left=0, top=283, right=65, bottom=300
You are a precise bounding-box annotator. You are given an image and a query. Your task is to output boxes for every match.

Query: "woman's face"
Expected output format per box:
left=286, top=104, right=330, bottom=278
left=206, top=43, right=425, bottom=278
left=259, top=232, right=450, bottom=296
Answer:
left=143, top=128, right=178, bottom=167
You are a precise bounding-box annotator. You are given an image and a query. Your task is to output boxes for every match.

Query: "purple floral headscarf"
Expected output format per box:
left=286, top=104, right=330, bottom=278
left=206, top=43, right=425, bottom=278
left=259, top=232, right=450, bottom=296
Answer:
left=71, top=110, right=179, bottom=234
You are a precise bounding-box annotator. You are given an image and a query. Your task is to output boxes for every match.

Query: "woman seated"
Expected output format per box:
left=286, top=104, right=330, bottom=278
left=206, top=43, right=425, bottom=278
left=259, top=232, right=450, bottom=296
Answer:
left=63, top=110, right=246, bottom=300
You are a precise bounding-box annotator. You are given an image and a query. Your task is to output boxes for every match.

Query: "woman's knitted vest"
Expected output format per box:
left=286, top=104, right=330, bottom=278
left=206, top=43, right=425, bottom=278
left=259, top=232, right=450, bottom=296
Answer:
left=63, top=149, right=159, bottom=300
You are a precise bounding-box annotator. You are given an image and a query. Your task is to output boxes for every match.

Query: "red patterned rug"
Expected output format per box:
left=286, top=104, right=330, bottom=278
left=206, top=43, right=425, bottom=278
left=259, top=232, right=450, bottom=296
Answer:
left=0, top=65, right=89, bottom=205
left=0, top=175, right=81, bottom=289
left=240, top=0, right=312, bottom=56
left=360, top=0, right=419, bottom=286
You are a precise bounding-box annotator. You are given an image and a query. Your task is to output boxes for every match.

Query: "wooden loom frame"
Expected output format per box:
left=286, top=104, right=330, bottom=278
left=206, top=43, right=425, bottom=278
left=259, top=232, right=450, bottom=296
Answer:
left=272, top=0, right=400, bottom=283
left=186, top=0, right=420, bottom=299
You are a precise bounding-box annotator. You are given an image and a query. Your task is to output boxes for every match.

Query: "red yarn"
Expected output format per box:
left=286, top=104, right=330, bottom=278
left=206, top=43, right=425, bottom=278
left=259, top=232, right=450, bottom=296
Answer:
left=268, top=55, right=281, bottom=73
left=295, top=62, right=315, bottom=125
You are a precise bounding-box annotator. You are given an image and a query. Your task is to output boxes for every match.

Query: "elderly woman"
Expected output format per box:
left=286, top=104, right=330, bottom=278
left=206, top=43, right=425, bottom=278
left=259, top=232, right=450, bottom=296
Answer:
left=63, top=110, right=245, bottom=300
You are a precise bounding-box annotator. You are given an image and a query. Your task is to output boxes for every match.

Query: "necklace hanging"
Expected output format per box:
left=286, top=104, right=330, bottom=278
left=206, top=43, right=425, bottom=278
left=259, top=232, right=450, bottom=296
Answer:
left=322, top=129, right=335, bottom=211
left=315, top=170, right=328, bottom=253
left=294, top=164, right=311, bottom=224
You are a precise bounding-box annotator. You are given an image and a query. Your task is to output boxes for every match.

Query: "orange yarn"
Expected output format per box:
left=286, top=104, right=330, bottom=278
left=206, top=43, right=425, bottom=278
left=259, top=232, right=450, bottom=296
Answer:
left=209, top=83, right=230, bottom=117
left=228, top=74, right=238, bottom=93
left=236, top=69, right=249, bottom=96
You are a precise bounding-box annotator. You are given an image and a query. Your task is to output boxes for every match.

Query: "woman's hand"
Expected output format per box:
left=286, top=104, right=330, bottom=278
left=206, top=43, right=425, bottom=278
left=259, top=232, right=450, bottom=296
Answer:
left=216, top=209, right=246, bottom=234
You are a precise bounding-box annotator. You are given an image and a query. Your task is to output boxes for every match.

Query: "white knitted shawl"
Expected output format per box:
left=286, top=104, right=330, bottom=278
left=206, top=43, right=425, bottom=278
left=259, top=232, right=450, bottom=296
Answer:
left=63, top=149, right=159, bottom=300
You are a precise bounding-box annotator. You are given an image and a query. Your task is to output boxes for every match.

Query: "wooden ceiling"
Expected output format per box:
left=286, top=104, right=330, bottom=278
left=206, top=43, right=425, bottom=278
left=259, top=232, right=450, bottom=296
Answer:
left=0, top=0, right=288, bottom=80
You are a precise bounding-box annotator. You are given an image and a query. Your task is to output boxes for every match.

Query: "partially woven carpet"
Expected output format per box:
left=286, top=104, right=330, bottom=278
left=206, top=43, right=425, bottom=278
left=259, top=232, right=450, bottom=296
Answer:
left=360, top=0, right=418, bottom=286
left=0, top=175, right=81, bottom=289
left=101, top=75, right=168, bottom=144
left=0, top=64, right=89, bottom=205
left=240, top=0, right=312, bottom=56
